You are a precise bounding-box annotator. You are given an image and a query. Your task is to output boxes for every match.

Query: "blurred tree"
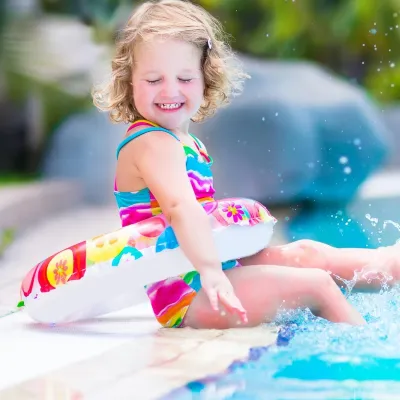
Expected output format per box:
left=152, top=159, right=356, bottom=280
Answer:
left=37, top=0, right=400, bottom=102
left=193, top=0, right=400, bottom=102
left=0, top=1, right=7, bottom=61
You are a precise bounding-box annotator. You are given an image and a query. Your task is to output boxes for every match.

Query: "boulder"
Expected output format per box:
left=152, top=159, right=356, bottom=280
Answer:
left=42, top=109, right=125, bottom=205
left=191, top=57, right=392, bottom=206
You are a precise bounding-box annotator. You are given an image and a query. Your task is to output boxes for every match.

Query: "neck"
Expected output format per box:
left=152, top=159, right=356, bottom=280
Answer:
left=167, top=119, right=191, bottom=136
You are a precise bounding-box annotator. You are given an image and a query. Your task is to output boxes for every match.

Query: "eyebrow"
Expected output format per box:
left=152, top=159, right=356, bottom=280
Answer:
left=142, top=68, right=199, bottom=75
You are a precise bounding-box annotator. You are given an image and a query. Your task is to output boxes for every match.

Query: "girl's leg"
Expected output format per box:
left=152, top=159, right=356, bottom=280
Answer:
left=239, top=240, right=399, bottom=289
left=182, top=265, right=365, bottom=329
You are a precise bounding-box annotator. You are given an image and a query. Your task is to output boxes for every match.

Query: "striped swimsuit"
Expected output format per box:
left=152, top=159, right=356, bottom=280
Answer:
left=114, top=120, right=240, bottom=328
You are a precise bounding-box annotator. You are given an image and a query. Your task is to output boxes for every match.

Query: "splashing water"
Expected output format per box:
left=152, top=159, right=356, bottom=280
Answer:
left=383, top=219, right=400, bottom=234
left=365, top=213, right=378, bottom=227
left=170, top=219, right=400, bottom=400
left=332, top=268, right=393, bottom=297
left=175, top=284, right=400, bottom=399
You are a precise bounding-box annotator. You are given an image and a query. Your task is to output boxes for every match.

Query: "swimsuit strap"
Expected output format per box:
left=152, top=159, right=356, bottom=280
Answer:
left=126, top=119, right=158, bottom=133
left=116, top=121, right=180, bottom=160
left=189, top=133, right=203, bottom=150
left=114, top=120, right=180, bottom=191
left=189, top=133, right=212, bottom=163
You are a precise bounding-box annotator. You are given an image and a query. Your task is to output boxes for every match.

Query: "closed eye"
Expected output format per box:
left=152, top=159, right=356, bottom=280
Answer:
left=146, top=78, right=193, bottom=84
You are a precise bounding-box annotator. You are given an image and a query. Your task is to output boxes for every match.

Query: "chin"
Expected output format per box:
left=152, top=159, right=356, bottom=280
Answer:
left=153, top=114, right=189, bottom=131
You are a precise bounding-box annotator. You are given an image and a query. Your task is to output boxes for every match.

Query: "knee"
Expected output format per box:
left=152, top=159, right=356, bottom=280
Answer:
left=281, top=239, right=330, bottom=269
left=295, top=239, right=329, bottom=253
left=308, top=269, right=337, bottom=297
left=310, top=268, right=334, bottom=283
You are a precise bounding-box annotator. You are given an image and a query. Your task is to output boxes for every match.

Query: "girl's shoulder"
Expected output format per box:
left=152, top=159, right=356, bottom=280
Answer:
left=116, top=120, right=180, bottom=160
left=125, top=119, right=158, bottom=137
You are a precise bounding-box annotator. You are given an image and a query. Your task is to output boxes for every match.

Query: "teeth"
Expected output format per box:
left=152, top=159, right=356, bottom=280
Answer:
left=158, top=103, right=181, bottom=109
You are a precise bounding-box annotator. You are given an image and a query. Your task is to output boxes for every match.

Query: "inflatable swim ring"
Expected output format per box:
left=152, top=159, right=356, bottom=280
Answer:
left=20, top=198, right=276, bottom=324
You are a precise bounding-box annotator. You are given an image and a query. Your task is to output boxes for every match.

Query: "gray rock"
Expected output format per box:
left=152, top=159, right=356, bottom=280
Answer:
left=381, top=104, right=400, bottom=170
left=44, top=58, right=393, bottom=208
left=190, top=57, right=392, bottom=205
left=42, top=109, right=126, bottom=205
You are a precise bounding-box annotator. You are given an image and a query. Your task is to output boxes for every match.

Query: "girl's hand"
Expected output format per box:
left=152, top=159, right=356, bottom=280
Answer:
left=200, top=268, right=248, bottom=324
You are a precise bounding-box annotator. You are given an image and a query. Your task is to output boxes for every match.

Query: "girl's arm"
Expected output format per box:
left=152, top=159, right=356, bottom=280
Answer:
left=120, top=129, right=247, bottom=322
left=131, top=130, right=220, bottom=273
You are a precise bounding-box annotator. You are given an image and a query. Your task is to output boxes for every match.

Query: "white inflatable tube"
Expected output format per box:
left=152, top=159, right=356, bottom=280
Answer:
left=20, top=198, right=276, bottom=324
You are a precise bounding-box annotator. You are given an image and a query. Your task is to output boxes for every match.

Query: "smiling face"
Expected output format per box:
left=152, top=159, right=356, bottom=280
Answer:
left=132, top=37, right=205, bottom=131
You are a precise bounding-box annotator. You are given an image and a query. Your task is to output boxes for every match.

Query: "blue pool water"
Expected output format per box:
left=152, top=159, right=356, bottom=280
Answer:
left=164, top=285, right=400, bottom=399
left=161, top=211, right=400, bottom=399
left=288, top=197, right=400, bottom=250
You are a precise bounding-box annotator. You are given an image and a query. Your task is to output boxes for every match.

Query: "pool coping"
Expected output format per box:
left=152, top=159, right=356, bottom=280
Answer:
left=161, top=323, right=296, bottom=399
left=0, top=179, right=83, bottom=234
left=0, top=306, right=281, bottom=399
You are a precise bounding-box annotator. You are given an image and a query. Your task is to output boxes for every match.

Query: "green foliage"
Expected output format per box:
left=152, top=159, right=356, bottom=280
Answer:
left=193, top=0, right=400, bottom=102
left=1, top=14, right=93, bottom=174
left=31, top=0, right=400, bottom=102
left=0, top=228, right=15, bottom=258
left=6, top=71, right=91, bottom=131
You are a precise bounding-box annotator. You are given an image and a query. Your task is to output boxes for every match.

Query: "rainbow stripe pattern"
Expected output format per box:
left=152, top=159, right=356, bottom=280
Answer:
left=113, top=120, right=273, bottom=327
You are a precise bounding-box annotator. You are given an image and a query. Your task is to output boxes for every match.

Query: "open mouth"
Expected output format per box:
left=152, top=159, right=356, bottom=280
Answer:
left=155, top=103, right=184, bottom=111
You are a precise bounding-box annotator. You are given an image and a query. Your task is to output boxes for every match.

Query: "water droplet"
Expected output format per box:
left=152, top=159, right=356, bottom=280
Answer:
left=353, top=138, right=361, bottom=146
left=344, top=166, right=352, bottom=174
left=275, top=112, right=279, bottom=117
left=365, top=213, right=379, bottom=227
left=390, top=62, right=395, bottom=68
left=262, top=117, right=265, bottom=121
left=383, top=219, right=400, bottom=232
left=339, top=156, right=348, bottom=164
left=369, top=28, right=377, bottom=35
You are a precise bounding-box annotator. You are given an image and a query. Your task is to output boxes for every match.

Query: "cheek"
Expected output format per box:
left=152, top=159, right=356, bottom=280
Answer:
left=133, top=83, right=154, bottom=107
left=186, top=81, right=204, bottom=103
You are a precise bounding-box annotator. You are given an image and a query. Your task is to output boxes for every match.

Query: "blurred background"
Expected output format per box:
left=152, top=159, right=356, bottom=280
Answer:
left=1, top=0, right=400, bottom=254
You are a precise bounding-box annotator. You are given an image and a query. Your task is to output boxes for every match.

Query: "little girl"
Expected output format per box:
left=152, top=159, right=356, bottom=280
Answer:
left=93, top=0, right=398, bottom=329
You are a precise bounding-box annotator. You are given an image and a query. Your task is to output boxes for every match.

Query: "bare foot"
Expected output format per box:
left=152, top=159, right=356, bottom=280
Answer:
left=360, top=244, right=400, bottom=287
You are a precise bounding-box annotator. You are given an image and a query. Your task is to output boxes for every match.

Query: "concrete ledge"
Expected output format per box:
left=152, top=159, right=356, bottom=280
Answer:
left=0, top=180, right=83, bottom=232
left=0, top=301, right=279, bottom=399
left=358, top=170, right=400, bottom=199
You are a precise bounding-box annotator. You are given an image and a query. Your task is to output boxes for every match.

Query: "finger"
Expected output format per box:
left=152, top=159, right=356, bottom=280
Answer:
left=207, top=289, right=219, bottom=312
left=218, top=292, right=248, bottom=323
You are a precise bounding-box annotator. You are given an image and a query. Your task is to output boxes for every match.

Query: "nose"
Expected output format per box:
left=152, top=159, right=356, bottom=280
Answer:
left=160, top=78, right=180, bottom=98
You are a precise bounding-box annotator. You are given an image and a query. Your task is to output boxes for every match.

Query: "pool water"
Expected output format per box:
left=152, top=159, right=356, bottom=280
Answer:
left=165, top=282, right=400, bottom=399
left=163, top=213, right=400, bottom=399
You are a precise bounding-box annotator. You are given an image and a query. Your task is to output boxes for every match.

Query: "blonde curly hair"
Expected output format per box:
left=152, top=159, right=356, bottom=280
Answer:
left=92, top=0, right=249, bottom=124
